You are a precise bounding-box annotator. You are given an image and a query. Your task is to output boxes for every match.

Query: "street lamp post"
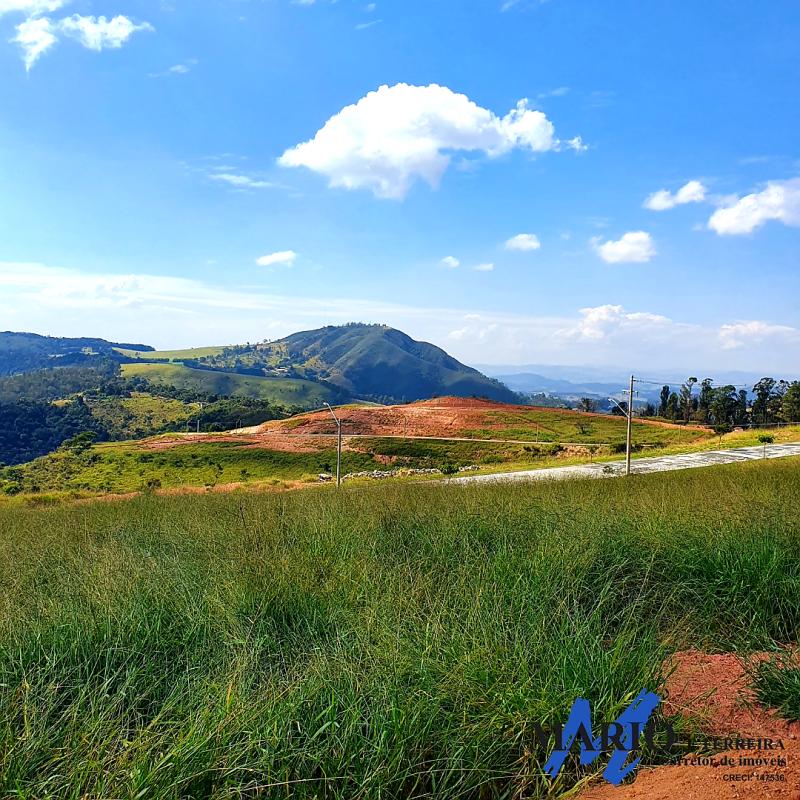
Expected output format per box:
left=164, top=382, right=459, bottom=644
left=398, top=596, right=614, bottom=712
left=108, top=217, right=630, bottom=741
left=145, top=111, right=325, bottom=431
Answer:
left=324, top=403, right=342, bottom=488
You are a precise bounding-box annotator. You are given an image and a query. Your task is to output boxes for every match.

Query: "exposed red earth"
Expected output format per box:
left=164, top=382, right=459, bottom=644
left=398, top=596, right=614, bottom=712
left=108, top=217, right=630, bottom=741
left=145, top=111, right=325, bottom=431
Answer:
left=133, top=398, right=706, bottom=458
left=248, top=397, right=708, bottom=438
left=578, top=649, right=800, bottom=799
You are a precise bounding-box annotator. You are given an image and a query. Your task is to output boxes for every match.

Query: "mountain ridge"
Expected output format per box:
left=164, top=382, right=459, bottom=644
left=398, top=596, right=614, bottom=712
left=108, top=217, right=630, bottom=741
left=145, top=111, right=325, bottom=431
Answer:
left=192, top=323, right=520, bottom=404
left=1, top=324, right=519, bottom=406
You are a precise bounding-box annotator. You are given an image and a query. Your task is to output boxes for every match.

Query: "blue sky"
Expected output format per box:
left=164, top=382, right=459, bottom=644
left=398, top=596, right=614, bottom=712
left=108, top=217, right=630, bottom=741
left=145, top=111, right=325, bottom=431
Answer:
left=1, top=0, right=799, bottom=374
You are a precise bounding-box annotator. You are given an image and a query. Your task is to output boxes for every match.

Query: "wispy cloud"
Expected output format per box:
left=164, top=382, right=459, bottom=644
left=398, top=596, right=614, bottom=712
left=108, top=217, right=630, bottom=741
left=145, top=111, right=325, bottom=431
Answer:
left=13, top=11, right=153, bottom=69
left=0, top=0, right=66, bottom=16
left=208, top=172, right=278, bottom=190
left=1, top=261, right=796, bottom=370
left=537, top=86, right=570, bottom=100
left=256, top=251, right=298, bottom=268
left=13, top=15, right=56, bottom=69
left=149, top=59, right=197, bottom=78
left=59, top=14, right=153, bottom=50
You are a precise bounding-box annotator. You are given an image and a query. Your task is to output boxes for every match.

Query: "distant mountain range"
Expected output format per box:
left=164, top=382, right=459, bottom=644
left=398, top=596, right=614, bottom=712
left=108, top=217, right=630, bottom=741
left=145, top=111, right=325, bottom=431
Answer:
left=476, top=363, right=800, bottom=402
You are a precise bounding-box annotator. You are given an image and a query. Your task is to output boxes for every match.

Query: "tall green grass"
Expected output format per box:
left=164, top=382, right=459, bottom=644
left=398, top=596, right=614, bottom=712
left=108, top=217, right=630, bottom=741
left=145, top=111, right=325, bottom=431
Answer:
left=751, top=659, right=800, bottom=722
left=0, top=459, right=798, bottom=798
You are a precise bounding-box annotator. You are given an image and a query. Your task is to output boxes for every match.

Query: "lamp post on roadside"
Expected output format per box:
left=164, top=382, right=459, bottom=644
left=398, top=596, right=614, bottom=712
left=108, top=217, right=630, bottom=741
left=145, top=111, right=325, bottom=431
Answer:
left=324, top=402, right=342, bottom=488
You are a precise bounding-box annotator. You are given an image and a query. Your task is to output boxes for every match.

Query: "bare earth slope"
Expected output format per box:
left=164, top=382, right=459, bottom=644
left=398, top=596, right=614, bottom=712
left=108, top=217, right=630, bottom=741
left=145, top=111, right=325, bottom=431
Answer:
left=243, top=397, right=710, bottom=444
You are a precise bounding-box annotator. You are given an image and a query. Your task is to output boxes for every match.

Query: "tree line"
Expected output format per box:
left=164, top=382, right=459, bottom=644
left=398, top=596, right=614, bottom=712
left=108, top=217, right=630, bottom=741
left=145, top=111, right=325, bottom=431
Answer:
left=584, top=377, right=800, bottom=429
left=0, top=365, right=297, bottom=467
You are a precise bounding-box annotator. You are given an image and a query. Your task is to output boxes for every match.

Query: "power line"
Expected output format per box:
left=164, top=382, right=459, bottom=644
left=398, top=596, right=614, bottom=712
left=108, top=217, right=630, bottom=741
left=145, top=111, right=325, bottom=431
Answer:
left=632, top=376, right=764, bottom=390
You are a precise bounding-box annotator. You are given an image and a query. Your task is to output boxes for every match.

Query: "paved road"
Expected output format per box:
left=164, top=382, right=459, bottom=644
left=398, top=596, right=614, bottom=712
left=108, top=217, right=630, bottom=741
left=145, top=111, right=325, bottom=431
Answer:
left=449, top=443, right=800, bottom=485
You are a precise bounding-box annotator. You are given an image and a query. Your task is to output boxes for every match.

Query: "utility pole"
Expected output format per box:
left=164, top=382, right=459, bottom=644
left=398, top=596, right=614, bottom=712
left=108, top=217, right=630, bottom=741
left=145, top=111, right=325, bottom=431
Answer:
left=324, top=402, right=342, bottom=488
left=626, top=374, right=634, bottom=476
left=608, top=376, right=635, bottom=476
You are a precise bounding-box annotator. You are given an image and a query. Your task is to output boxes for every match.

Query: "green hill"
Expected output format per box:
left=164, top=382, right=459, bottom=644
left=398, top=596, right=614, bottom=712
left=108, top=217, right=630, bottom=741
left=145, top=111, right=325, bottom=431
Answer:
left=121, top=362, right=342, bottom=406
left=197, top=323, right=519, bottom=404
left=0, top=332, right=152, bottom=376
left=115, top=345, right=227, bottom=361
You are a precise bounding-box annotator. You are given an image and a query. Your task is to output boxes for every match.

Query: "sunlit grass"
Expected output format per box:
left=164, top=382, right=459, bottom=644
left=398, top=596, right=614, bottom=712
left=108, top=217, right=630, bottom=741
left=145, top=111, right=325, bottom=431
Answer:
left=0, top=459, right=797, bottom=797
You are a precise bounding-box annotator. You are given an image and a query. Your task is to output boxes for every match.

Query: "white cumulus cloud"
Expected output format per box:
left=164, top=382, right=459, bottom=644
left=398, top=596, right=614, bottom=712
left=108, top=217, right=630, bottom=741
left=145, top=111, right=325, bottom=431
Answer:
left=644, top=179, right=707, bottom=211
left=440, top=256, right=460, bottom=269
left=718, top=320, right=799, bottom=350
left=13, top=15, right=56, bottom=69
left=256, top=250, right=297, bottom=268
left=279, top=83, right=578, bottom=199
left=473, top=263, right=494, bottom=272
left=58, top=14, right=153, bottom=51
left=504, top=233, right=541, bottom=251
left=592, top=231, right=656, bottom=264
left=708, top=178, right=800, bottom=235
left=562, top=304, right=671, bottom=341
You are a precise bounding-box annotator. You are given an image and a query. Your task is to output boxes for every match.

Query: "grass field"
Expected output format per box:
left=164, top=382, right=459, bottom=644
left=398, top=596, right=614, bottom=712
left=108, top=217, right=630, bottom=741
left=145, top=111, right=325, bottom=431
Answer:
left=0, top=459, right=798, bottom=797
left=1, top=437, right=547, bottom=496
left=86, top=392, right=195, bottom=437
left=2, top=440, right=378, bottom=495
left=464, top=407, right=711, bottom=446
left=121, top=363, right=338, bottom=406
left=115, top=346, right=228, bottom=361
left=4, top=422, right=800, bottom=500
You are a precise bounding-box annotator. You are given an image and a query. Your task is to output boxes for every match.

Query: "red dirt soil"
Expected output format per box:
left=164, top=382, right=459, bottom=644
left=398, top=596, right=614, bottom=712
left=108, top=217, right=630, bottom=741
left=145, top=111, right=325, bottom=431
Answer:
left=578, top=649, right=800, bottom=799
left=243, top=397, right=707, bottom=439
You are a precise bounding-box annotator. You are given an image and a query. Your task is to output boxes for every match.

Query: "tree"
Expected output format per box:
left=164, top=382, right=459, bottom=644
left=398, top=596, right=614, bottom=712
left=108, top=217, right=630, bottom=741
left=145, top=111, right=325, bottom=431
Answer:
left=658, top=385, right=670, bottom=417
left=578, top=397, right=597, bottom=413
left=709, top=385, right=738, bottom=426
left=666, top=392, right=680, bottom=421
left=679, top=377, right=698, bottom=423
left=697, top=379, right=714, bottom=422
left=780, top=381, right=800, bottom=423
left=736, top=389, right=749, bottom=426
left=713, top=423, right=733, bottom=443
left=757, top=433, right=775, bottom=458
left=61, top=431, right=97, bottom=453
left=610, top=400, right=628, bottom=417
left=752, top=377, right=777, bottom=425
left=769, top=380, right=789, bottom=422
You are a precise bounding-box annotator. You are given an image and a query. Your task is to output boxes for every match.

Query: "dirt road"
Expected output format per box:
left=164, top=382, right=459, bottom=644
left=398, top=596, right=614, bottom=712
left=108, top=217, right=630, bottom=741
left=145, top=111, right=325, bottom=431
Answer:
left=450, top=443, right=800, bottom=484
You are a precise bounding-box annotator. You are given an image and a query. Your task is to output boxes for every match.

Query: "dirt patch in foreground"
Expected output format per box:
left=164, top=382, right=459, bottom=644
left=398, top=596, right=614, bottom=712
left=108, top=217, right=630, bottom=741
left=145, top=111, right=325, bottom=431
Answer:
left=578, top=649, right=800, bottom=799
